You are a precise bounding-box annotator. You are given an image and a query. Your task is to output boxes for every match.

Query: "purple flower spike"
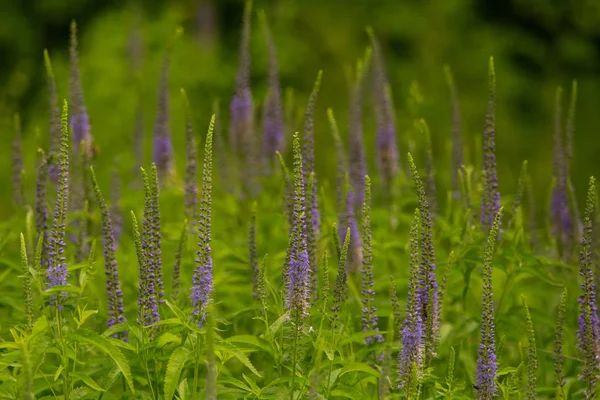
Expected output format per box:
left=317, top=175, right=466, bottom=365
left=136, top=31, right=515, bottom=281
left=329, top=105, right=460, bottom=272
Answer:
left=361, top=176, right=383, bottom=344
left=152, top=32, right=179, bottom=179
left=90, top=167, right=127, bottom=336
left=577, top=177, right=599, bottom=398
left=260, top=11, right=284, bottom=159
left=139, top=170, right=160, bottom=327
left=398, top=209, right=424, bottom=388
left=182, top=89, right=198, bottom=227
left=43, top=50, right=60, bottom=183
left=35, top=149, right=50, bottom=272
left=47, top=100, right=70, bottom=309
left=476, top=208, right=502, bottom=400
left=69, top=21, right=93, bottom=158
left=367, top=29, right=400, bottom=188
left=480, top=57, right=501, bottom=231
left=191, top=115, right=215, bottom=326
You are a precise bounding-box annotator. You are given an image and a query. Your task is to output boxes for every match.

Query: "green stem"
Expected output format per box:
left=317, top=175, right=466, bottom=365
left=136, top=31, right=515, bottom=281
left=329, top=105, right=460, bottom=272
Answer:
left=143, top=353, right=156, bottom=400
left=290, top=324, right=299, bottom=398
left=192, top=334, right=201, bottom=400
left=325, top=328, right=336, bottom=398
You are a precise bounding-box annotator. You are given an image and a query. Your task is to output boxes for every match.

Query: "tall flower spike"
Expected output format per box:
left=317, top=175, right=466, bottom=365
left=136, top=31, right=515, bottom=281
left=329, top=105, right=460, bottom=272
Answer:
left=522, top=295, right=537, bottom=400
left=229, top=0, right=255, bottom=193
left=276, top=151, right=294, bottom=229
left=44, top=50, right=61, bottom=183
left=249, top=202, right=259, bottom=298
left=407, top=152, right=440, bottom=359
left=303, top=71, right=323, bottom=282
left=150, top=164, right=165, bottom=303
left=12, top=113, right=24, bottom=207
left=554, top=287, right=567, bottom=398
left=153, top=29, right=181, bottom=179
left=110, top=161, right=123, bottom=244
left=577, top=176, right=599, bottom=399
left=90, top=167, right=127, bottom=334
left=550, top=87, right=573, bottom=257
left=361, top=175, right=383, bottom=344
left=171, top=220, right=187, bottom=302
left=285, top=132, right=311, bottom=317
left=476, top=207, right=503, bottom=400
left=398, top=208, right=424, bottom=389
left=367, top=28, right=400, bottom=188
left=47, top=100, right=70, bottom=309
left=20, top=233, right=34, bottom=331
left=260, top=10, right=284, bottom=159
left=330, top=227, right=351, bottom=330
left=35, top=149, right=50, bottom=273
left=390, top=279, right=402, bottom=342
left=344, top=184, right=362, bottom=270
left=182, top=89, right=198, bottom=227
left=417, top=119, right=437, bottom=216
left=480, top=57, right=501, bottom=231
left=132, top=209, right=159, bottom=327
left=69, top=21, right=93, bottom=157
left=444, top=65, right=463, bottom=198
left=349, top=56, right=369, bottom=209
left=191, top=115, right=215, bottom=326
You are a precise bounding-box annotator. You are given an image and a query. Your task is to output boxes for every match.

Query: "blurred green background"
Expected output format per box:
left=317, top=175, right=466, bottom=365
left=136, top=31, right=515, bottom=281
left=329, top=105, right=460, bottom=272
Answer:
left=2, top=0, right=600, bottom=219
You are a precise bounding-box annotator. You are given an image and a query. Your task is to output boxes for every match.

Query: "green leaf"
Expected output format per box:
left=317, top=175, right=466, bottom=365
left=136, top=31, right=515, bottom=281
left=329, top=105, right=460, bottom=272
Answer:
left=220, top=377, right=252, bottom=392
left=268, top=313, right=288, bottom=337
left=70, top=372, right=105, bottom=392
left=156, top=332, right=182, bottom=348
left=217, top=344, right=262, bottom=377
left=164, top=347, right=189, bottom=400
left=225, top=335, right=271, bottom=353
left=70, top=329, right=135, bottom=393
left=338, top=362, right=380, bottom=378
left=41, top=285, right=82, bottom=296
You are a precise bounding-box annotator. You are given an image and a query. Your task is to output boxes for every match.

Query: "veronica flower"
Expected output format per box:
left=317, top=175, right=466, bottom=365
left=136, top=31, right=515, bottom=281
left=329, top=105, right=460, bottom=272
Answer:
left=349, top=58, right=368, bottom=209
left=249, top=202, right=259, bottom=298
left=554, top=287, right=567, bottom=398
left=20, top=233, right=33, bottom=331
left=480, top=57, right=501, bottom=231
left=47, top=100, right=70, bottom=309
left=260, top=11, right=284, bottom=159
left=69, top=21, right=93, bottom=158
left=35, top=149, right=49, bottom=273
left=343, top=187, right=362, bottom=270
left=153, top=31, right=180, bottom=179
left=132, top=210, right=158, bottom=327
left=12, top=114, right=24, bottom=207
left=444, top=65, right=463, bottom=198
left=276, top=151, right=294, bottom=230
left=182, top=89, right=198, bottom=226
left=303, top=71, right=323, bottom=286
left=229, top=1, right=255, bottom=193
left=90, top=167, right=127, bottom=335
left=191, top=115, right=215, bottom=326
left=407, top=153, right=440, bottom=359
left=577, top=176, right=599, bottom=399
left=171, top=221, right=187, bottom=302
left=367, top=28, right=399, bottom=188
left=330, top=227, right=351, bottom=330
left=284, top=132, right=311, bottom=318
left=110, top=162, right=123, bottom=244
left=150, top=165, right=164, bottom=303
left=398, top=208, right=424, bottom=389
left=475, top=208, right=503, bottom=400
left=361, top=176, right=383, bottom=344
left=43, top=50, right=60, bottom=183
left=522, top=295, right=537, bottom=400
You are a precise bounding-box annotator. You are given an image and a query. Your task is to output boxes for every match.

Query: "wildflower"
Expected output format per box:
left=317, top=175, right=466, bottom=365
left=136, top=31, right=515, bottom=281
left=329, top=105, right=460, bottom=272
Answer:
left=522, top=295, right=537, bottom=400
left=12, top=114, right=24, bottom=207
left=171, top=221, right=187, bottom=302
left=361, top=176, right=383, bottom=344
left=303, top=71, right=323, bottom=286
left=480, top=57, right=501, bottom=231
left=20, top=233, right=33, bottom=331
left=398, top=208, right=424, bottom=388
left=152, top=30, right=180, bottom=178
left=330, top=227, right=351, bottom=330
left=577, top=176, right=599, bottom=398
left=150, top=165, right=164, bottom=303
left=47, top=100, right=70, bottom=309
left=407, top=153, right=440, bottom=358
left=35, top=149, right=50, bottom=273
left=444, top=65, right=463, bottom=198
left=110, top=162, right=123, bottom=244
left=43, top=50, right=60, bottom=183
left=260, top=11, right=284, bottom=158
left=368, top=28, right=399, bottom=187
left=285, top=132, right=311, bottom=317
left=182, top=89, right=198, bottom=226
left=90, top=167, right=127, bottom=333
left=132, top=210, right=158, bottom=327
left=69, top=21, right=93, bottom=157
left=191, top=115, right=215, bottom=326
left=475, top=208, right=503, bottom=400
left=554, top=287, right=567, bottom=398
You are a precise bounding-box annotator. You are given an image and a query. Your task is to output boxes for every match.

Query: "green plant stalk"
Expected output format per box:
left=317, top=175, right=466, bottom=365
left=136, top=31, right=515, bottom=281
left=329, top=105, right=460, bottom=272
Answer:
left=290, top=321, right=299, bottom=398
left=192, top=333, right=201, bottom=400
